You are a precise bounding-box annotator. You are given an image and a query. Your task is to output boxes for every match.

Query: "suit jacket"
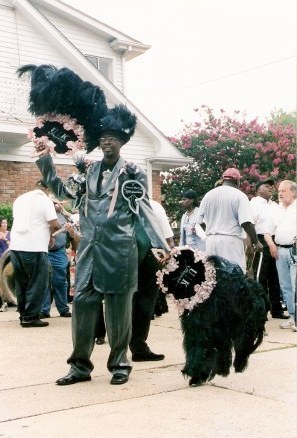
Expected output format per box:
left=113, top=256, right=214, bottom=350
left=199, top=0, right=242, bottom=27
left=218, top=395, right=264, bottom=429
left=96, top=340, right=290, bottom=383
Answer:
left=36, top=154, right=169, bottom=295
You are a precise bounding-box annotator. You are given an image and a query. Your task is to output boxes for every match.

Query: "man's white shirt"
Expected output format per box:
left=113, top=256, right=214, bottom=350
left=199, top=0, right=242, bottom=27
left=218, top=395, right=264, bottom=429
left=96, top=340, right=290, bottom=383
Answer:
left=10, top=190, right=57, bottom=252
left=272, top=200, right=297, bottom=245
left=250, top=196, right=274, bottom=235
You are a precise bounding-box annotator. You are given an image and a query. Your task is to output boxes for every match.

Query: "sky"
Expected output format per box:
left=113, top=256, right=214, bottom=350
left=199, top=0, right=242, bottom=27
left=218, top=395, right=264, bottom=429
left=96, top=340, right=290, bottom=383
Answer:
left=64, top=0, right=296, bottom=136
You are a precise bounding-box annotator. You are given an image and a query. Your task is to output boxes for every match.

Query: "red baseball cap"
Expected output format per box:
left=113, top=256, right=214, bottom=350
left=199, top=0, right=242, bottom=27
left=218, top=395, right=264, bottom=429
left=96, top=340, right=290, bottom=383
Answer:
left=222, top=168, right=241, bottom=180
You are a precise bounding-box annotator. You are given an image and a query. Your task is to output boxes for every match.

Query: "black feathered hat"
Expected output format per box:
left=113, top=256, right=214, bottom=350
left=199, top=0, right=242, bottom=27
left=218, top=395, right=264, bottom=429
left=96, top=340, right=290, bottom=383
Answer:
left=17, top=64, right=108, bottom=154
left=99, top=104, right=137, bottom=146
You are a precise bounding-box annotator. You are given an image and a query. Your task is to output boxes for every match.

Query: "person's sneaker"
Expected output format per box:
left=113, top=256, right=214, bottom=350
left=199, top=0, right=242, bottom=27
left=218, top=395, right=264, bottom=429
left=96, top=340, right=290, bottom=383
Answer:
left=95, top=337, right=105, bottom=345
left=279, top=317, right=295, bottom=329
left=292, top=325, right=297, bottom=332
left=0, top=303, right=8, bottom=312
left=21, top=319, right=49, bottom=328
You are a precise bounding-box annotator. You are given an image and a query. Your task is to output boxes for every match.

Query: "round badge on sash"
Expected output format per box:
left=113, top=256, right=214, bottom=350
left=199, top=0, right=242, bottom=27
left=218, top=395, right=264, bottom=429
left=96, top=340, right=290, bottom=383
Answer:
left=121, top=180, right=146, bottom=214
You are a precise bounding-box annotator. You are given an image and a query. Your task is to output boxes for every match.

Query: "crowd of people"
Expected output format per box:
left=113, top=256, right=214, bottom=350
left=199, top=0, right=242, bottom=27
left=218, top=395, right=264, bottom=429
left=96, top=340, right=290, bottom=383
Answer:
left=178, top=170, right=297, bottom=332
left=0, top=63, right=295, bottom=387
left=1, top=164, right=296, bottom=382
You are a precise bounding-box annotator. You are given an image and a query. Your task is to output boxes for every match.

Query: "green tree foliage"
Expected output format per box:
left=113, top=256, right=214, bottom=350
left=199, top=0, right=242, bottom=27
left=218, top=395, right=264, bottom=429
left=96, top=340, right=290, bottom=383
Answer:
left=162, top=106, right=296, bottom=222
left=267, top=108, right=297, bottom=127
left=0, top=203, right=13, bottom=228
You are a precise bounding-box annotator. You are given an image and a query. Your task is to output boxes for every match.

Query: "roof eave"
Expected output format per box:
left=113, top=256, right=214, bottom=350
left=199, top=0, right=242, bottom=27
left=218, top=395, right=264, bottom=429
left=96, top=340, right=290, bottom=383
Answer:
left=32, top=0, right=150, bottom=60
left=109, top=40, right=151, bottom=61
left=146, top=156, right=193, bottom=171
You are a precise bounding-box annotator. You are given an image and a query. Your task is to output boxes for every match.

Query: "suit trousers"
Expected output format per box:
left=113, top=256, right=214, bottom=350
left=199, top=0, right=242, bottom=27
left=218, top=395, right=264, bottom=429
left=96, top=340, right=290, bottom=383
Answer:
left=10, top=250, right=49, bottom=321
left=129, top=251, right=161, bottom=354
left=67, top=281, right=134, bottom=378
left=253, top=235, right=283, bottom=314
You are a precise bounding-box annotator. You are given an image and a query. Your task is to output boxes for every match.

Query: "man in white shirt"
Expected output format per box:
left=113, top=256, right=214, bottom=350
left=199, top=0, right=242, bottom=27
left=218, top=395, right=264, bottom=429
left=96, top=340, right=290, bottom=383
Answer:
left=10, top=180, right=60, bottom=327
left=250, top=179, right=288, bottom=319
left=198, top=168, right=262, bottom=273
left=272, top=180, right=297, bottom=331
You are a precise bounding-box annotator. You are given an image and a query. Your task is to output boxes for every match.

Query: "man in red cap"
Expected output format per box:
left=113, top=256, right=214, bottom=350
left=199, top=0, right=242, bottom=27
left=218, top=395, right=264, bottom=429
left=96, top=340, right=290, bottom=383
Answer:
left=197, top=167, right=262, bottom=273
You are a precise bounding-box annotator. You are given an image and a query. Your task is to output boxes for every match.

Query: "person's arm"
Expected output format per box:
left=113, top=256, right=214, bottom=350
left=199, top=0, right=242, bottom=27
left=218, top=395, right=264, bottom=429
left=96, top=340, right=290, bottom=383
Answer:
left=36, top=153, right=74, bottom=201
left=264, top=233, right=278, bottom=259
left=166, top=236, right=175, bottom=249
left=241, top=222, right=262, bottom=252
left=48, top=218, right=61, bottom=248
left=0, top=232, right=8, bottom=243
left=136, top=173, right=170, bottom=253
left=65, top=222, right=81, bottom=253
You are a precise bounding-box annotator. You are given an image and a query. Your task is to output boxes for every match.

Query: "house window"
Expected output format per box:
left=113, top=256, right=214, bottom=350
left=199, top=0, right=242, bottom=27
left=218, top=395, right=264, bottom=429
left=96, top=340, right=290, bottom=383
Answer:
left=85, top=55, right=112, bottom=80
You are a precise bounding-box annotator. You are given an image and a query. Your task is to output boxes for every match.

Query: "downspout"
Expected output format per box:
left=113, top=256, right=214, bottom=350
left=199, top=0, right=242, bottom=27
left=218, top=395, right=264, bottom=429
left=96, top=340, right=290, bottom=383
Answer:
left=145, top=159, right=153, bottom=199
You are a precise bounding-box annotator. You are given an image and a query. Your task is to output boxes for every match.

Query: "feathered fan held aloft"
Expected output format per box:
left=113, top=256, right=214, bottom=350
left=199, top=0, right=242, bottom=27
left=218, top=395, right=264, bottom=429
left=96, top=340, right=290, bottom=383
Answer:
left=17, top=64, right=108, bottom=154
left=157, top=247, right=268, bottom=387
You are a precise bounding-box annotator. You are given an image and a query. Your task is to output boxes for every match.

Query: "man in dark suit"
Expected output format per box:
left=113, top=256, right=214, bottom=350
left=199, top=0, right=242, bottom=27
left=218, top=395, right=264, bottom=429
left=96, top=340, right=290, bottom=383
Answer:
left=36, top=105, right=169, bottom=386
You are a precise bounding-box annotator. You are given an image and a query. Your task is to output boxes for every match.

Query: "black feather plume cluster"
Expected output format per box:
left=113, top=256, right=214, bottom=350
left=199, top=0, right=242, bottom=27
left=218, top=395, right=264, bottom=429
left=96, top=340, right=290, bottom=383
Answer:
left=100, top=104, right=137, bottom=145
left=160, top=250, right=268, bottom=386
left=17, top=64, right=108, bottom=153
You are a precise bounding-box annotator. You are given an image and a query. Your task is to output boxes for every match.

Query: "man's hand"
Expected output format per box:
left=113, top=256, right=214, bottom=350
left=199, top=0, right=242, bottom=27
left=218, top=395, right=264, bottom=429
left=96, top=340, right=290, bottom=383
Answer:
left=151, top=248, right=170, bottom=266
left=268, top=243, right=278, bottom=259
left=49, top=235, right=56, bottom=249
left=35, top=142, right=50, bottom=157
left=252, top=241, right=263, bottom=252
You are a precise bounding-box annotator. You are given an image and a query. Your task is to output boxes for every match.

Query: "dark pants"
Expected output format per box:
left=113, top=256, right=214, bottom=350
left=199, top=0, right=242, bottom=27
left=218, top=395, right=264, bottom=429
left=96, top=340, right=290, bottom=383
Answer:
left=95, top=251, right=161, bottom=355
left=42, top=248, right=70, bottom=315
left=94, top=301, right=106, bottom=339
left=10, top=251, right=49, bottom=321
left=253, top=235, right=283, bottom=314
left=67, top=282, right=134, bottom=378
left=129, top=251, right=161, bottom=354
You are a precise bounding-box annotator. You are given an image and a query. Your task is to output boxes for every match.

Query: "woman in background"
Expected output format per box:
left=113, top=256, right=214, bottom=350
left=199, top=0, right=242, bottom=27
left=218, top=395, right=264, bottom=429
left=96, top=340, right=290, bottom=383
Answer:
left=0, top=217, right=10, bottom=257
left=179, top=190, right=206, bottom=251
left=0, top=217, right=11, bottom=311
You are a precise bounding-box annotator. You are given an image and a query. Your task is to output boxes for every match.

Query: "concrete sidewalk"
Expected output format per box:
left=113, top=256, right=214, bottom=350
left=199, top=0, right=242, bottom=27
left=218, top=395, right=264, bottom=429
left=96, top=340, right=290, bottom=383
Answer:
left=0, top=301, right=296, bottom=438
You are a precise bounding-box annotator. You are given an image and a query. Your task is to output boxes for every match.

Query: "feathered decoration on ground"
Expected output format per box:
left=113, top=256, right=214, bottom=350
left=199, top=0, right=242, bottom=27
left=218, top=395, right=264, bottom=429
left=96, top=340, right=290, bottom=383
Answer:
left=17, top=64, right=107, bottom=154
left=157, top=247, right=268, bottom=386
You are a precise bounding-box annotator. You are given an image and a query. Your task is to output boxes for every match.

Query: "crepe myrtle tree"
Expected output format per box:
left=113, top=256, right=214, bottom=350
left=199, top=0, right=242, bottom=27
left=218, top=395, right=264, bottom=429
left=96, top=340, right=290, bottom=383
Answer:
left=162, top=106, right=296, bottom=222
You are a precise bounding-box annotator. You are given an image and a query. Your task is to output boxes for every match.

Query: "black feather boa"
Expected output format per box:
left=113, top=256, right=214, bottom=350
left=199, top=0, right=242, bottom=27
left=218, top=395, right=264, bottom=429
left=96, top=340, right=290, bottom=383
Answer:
left=159, top=251, right=268, bottom=386
left=17, top=64, right=107, bottom=153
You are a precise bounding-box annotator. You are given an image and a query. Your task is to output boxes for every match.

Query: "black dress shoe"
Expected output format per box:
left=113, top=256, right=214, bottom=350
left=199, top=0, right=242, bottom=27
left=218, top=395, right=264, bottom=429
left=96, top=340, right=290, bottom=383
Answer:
left=271, top=313, right=290, bottom=319
left=56, top=373, right=91, bottom=386
left=21, top=319, right=49, bottom=327
left=110, top=373, right=129, bottom=385
left=39, top=313, right=51, bottom=319
left=95, top=337, right=105, bottom=345
left=60, top=312, right=72, bottom=317
left=132, top=351, right=165, bottom=362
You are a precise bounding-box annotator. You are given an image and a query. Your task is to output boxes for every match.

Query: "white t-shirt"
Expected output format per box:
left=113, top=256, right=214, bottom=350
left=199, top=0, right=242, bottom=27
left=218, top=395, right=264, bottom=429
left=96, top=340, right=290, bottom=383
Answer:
left=10, top=190, right=57, bottom=252
left=198, top=185, right=254, bottom=239
left=149, top=200, right=174, bottom=240
left=273, top=200, right=297, bottom=245
left=250, top=196, right=274, bottom=235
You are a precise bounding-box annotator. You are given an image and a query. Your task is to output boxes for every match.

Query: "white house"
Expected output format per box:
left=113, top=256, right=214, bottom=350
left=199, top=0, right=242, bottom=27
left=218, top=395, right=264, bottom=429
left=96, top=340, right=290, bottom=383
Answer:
left=0, top=0, right=191, bottom=203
